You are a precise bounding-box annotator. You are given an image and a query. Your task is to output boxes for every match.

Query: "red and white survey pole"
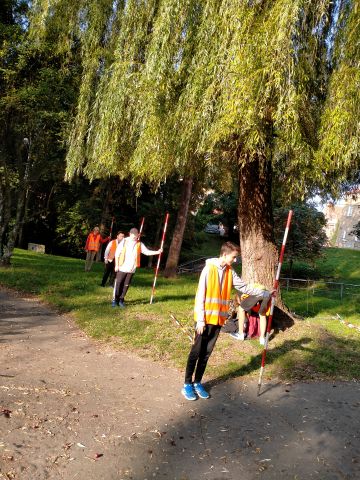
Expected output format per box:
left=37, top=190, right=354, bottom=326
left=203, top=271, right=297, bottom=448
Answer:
left=150, top=212, right=169, bottom=304
left=257, top=209, right=293, bottom=396
left=138, top=217, right=145, bottom=239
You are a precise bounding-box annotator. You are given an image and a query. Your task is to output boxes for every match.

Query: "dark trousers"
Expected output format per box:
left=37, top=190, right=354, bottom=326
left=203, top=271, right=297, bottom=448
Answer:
left=101, top=261, right=115, bottom=286
left=184, top=324, right=221, bottom=384
left=114, top=271, right=134, bottom=302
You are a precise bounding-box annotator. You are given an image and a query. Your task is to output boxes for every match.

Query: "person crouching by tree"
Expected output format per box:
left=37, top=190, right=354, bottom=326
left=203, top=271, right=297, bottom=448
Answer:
left=111, top=227, right=162, bottom=307
left=84, top=226, right=110, bottom=272
left=182, top=241, right=274, bottom=401
left=101, top=231, right=125, bottom=287
left=237, top=286, right=271, bottom=345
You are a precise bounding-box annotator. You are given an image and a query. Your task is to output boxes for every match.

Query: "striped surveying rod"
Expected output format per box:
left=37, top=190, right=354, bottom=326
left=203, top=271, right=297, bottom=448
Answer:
left=170, top=314, right=193, bottom=342
left=138, top=217, right=145, bottom=238
left=257, top=210, right=293, bottom=396
left=150, top=212, right=169, bottom=304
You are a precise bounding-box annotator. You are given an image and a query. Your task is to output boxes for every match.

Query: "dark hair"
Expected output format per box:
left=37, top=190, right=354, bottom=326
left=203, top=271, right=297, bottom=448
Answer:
left=220, top=241, right=240, bottom=256
left=116, top=231, right=125, bottom=236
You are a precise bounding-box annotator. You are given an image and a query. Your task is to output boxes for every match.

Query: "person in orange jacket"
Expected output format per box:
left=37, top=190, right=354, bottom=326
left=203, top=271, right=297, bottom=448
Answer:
left=84, top=226, right=109, bottom=272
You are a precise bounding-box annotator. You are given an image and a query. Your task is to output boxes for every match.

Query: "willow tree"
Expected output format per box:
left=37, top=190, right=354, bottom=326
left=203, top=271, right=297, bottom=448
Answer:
left=165, top=0, right=329, bottom=288
left=163, top=0, right=359, bottom=290
left=30, top=0, right=211, bottom=276
left=31, top=0, right=359, bottom=291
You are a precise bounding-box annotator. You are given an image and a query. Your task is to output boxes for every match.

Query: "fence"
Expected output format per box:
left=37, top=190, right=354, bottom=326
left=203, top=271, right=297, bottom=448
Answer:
left=280, top=277, right=360, bottom=316
left=177, top=256, right=207, bottom=274
left=280, top=277, right=360, bottom=300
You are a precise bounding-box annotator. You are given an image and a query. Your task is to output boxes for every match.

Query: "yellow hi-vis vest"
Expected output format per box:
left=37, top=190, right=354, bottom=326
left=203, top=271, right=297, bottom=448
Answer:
left=194, top=264, right=233, bottom=326
left=118, top=240, right=141, bottom=268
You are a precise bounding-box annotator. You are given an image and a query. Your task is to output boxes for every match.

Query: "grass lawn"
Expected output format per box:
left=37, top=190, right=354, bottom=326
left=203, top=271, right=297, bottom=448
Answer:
left=0, top=247, right=360, bottom=383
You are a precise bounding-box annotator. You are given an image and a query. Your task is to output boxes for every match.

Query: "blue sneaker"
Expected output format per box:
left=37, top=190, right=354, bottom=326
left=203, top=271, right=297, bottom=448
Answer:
left=194, top=383, right=210, bottom=399
left=118, top=301, right=125, bottom=308
left=181, top=383, right=197, bottom=401
left=111, top=300, right=117, bottom=307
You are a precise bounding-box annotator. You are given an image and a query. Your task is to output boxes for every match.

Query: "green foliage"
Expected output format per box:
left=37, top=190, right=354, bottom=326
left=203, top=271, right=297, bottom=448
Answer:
left=6, top=0, right=360, bottom=271
left=317, top=2, right=360, bottom=195
left=30, top=0, right=352, bottom=197
left=194, top=191, right=237, bottom=229
left=274, top=204, right=327, bottom=266
left=55, top=200, right=100, bottom=257
left=0, top=3, right=80, bottom=262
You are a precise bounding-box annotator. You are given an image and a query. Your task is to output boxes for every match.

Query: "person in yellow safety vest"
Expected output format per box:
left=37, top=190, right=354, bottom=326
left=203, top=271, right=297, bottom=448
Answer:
left=181, top=241, right=276, bottom=401
left=84, top=226, right=110, bottom=272
left=111, top=227, right=162, bottom=308
left=100, top=231, right=125, bottom=287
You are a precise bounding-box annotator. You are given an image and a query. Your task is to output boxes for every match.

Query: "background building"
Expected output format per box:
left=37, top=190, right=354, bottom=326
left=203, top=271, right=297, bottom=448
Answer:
left=324, top=192, right=360, bottom=249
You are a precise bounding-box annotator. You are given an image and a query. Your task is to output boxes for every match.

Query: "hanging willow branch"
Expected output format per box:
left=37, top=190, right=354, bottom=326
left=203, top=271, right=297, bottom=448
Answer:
left=30, top=0, right=359, bottom=196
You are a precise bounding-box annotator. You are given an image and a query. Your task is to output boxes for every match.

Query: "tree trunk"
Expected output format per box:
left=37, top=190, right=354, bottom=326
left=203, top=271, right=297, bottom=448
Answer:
left=238, top=157, right=277, bottom=286
left=164, top=176, right=193, bottom=277
left=17, top=187, right=31, bottom=248
left=0, top=170, right=11, bottom=266
left=238, top=157, right=294, bottom=329
left=2, top=185, right=27, bottom=265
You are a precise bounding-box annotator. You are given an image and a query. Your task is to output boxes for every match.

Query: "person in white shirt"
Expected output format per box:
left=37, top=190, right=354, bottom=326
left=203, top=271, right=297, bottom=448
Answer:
left=112, top=227, right=162, bottom=307
left=101, top=231, right=125, bottom=287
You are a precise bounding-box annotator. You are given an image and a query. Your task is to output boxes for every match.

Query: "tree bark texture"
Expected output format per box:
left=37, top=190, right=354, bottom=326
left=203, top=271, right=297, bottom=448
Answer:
left=238, top=157, right=294, bottom=330
left=0, top=168, right=12, bottom=266
left=4, top=184, right=27, bottom=262
left=0, top=140, right=31, bottom=265
left=164, top=177, right=193, bottom=277
left=238, top=157, right=278, bottom=288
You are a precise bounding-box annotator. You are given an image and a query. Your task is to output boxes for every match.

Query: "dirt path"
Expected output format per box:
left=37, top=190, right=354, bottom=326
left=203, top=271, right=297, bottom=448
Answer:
left=1, top=288, right=360, bottom=480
